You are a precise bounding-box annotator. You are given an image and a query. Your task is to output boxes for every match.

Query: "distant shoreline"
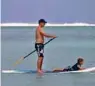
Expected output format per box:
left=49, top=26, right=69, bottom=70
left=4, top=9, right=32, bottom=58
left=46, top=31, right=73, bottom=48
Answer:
left=0, top=23, right=95, bottom=27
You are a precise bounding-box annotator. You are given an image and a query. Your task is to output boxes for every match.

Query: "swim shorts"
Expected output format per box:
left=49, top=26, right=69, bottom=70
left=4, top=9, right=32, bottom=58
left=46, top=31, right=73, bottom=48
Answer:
left=35, top=43, right=44, bottom=57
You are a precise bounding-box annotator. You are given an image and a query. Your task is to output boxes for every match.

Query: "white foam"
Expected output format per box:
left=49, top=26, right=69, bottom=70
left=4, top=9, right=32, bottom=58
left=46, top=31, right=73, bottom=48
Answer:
left=2, top=67, right=95, bottom=73
left=0, top=23, right=95, bottom=27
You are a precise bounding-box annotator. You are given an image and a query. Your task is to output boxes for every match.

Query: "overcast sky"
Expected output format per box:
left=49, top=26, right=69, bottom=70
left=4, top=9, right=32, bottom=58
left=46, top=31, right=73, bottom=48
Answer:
left=1, top=0, right=95, bottom=23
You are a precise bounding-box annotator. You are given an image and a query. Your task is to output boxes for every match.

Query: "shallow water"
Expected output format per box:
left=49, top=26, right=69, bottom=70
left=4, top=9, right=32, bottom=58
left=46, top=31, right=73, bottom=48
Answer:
left=1, top=26, right=95, bottom=86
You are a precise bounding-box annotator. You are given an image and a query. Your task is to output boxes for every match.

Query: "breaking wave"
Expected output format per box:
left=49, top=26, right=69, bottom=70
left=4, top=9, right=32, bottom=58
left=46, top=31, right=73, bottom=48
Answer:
left=1, top=23, right=95, bottom=27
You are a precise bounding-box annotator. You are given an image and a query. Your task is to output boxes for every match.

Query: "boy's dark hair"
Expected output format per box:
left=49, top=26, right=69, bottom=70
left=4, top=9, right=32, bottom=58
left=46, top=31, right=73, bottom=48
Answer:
left=38, top=19, right=47, bottom=24
left=77, top=58, right=84, bottom=63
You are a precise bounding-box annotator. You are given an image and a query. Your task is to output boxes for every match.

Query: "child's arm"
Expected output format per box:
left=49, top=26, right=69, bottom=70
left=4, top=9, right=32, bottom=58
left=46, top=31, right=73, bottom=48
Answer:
left=77, top=65, right=85, bottom=70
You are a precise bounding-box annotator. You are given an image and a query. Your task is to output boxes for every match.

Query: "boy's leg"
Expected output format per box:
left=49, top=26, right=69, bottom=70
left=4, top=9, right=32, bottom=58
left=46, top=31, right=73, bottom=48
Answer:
left=37, top=56, right=43, bottom=72
left=35, top=43, right=44, bottom=73
left=53, top=68, right=64, bottom=72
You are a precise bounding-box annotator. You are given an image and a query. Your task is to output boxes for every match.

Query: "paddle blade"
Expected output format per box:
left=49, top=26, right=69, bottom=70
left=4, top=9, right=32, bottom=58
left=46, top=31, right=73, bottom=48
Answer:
left=13, top=57, right=24, bottom=66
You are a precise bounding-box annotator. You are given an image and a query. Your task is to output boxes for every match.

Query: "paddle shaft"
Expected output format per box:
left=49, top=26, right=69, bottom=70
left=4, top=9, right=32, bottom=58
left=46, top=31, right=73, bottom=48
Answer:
left=23, top=38, right=56, bottom=59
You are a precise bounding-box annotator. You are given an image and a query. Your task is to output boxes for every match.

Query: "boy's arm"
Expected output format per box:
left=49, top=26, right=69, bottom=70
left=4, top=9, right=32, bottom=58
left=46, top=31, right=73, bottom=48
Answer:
left=77, top=65, right=84, bottom=70
left=39, top=28, right=56, bottom=38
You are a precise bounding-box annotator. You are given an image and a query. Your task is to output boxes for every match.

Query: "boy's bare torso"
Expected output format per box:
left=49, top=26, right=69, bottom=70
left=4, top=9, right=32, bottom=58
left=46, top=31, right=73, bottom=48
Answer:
left=35, top=26, right=44, bottom=43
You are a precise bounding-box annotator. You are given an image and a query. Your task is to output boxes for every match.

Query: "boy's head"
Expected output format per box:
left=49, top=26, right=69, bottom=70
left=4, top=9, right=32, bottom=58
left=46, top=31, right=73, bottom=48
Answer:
left=38, top=19, right=47, bottom=27
left=77, top=58, right=84, bottom=65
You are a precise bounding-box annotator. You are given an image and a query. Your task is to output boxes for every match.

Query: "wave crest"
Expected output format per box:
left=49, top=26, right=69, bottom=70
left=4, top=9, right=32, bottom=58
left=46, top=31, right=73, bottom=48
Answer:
left=1, top=23, right=95, bottom=27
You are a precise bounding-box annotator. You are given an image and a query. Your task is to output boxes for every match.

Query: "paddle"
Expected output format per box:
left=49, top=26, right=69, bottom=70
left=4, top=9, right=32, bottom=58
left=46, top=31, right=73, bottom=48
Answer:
left=13, top=38, right=56, bottom=66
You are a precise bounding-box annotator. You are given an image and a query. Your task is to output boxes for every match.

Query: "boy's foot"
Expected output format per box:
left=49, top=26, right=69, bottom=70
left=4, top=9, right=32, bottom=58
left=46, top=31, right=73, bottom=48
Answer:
left=37, top=70, right=44, bottom=74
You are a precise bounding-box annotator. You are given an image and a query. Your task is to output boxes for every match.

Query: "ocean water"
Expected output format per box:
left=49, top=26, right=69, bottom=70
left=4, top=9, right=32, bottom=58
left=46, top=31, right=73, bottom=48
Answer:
left=1, top=26, right=95, bottom=86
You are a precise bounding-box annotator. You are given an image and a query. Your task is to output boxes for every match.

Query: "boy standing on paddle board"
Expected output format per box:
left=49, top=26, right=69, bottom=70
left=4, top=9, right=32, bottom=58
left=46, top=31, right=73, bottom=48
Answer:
left=35, top=19, right=56, bottom=74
